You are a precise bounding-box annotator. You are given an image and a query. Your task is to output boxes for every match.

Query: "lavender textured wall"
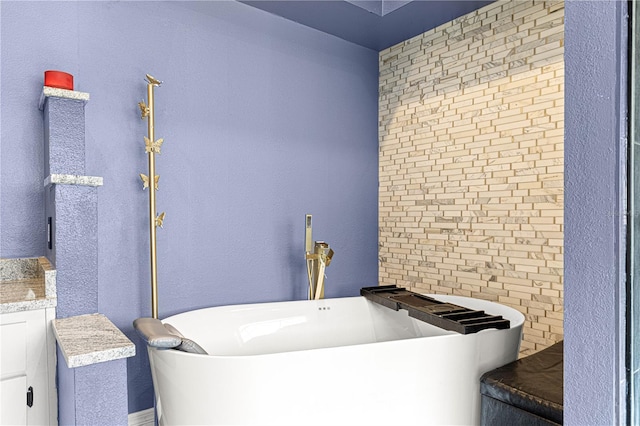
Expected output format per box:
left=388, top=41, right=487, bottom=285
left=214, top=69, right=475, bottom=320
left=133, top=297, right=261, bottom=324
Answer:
left=564, top=1, right=628, bottom=423
left=1, top=1, right=378, bottom=414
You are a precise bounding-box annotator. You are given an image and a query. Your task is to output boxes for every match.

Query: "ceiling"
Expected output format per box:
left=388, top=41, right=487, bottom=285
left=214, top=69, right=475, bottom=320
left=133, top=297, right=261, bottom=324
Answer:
left=239, top=0, right=494, bottom=51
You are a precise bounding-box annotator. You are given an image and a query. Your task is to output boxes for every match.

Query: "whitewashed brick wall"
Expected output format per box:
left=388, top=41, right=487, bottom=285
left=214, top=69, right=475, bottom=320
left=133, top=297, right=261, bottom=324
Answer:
left=378, top=0, right=564, bottom=355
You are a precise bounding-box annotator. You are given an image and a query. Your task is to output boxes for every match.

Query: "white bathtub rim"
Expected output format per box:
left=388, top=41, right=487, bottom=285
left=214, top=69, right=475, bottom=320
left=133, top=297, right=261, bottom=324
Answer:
left=154, top=293, right=524, bottom=359
left=161, top=293, right=524, bottom=325
left=150, top=326, right=520, bottom=363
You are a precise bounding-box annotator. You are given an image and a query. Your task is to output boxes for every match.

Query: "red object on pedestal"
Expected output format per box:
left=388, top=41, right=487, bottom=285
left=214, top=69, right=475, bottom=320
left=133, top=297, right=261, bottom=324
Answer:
left=44, top=70, right=74, bottom=90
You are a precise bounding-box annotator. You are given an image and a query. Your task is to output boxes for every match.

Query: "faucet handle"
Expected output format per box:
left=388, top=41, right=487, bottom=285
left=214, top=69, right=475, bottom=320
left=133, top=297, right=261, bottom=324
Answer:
left=325, top=248, right=334, bottom=266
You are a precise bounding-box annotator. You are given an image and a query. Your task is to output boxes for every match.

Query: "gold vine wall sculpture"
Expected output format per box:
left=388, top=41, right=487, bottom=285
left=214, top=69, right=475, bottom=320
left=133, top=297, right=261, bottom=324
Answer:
left=138, top=74, right=165, bottom=319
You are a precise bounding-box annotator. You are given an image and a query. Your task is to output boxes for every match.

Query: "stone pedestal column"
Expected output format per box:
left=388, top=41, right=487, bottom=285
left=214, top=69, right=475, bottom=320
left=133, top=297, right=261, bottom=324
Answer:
left=40, top=86, right=132, bottom=425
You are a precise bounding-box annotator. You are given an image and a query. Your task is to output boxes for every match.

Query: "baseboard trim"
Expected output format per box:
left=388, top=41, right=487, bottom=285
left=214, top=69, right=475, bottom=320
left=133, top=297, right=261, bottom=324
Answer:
left=128, top=407, right=155, bottom=426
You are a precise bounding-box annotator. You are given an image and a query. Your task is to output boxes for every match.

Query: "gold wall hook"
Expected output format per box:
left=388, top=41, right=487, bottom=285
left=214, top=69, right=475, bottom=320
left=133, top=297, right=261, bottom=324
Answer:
left=140, top=173, right=148, bottom=189
left=146, top=74, right=162, bottom=86
left=138, top=101, right=149, bottom=118
left=155, top=212, right=166, bottom=228
left=140, top=173, right=160, bottom=190
left=144, top=136, right=164, bottom=154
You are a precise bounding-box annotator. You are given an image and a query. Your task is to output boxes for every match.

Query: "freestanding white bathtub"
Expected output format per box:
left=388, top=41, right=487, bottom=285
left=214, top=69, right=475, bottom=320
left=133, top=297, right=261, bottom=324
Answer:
left=148, top=294, right=524, bottom=425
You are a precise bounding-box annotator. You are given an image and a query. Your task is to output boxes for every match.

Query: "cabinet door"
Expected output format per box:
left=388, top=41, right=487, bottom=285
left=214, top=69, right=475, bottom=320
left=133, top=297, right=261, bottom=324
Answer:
left=1, top=319, right=27, bottom=375
left=0, top=375, right=27, bottom=425
left=1, top=318, right=27, bottom=426
left=0, top=310, right=54, bottom=425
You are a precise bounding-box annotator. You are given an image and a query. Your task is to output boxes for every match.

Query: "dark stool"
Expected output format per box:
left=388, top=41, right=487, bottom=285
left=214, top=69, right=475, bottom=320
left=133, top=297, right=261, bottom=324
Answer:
left=480, top=340, right=563, bottom=425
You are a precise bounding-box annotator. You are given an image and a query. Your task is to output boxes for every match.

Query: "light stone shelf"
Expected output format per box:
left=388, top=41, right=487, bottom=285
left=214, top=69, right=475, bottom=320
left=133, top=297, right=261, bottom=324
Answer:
left=38, top=86, right=90, bottom=110
left=45, top=174, right=103, bottom=187
left=52, top=313, right=135, bottom=368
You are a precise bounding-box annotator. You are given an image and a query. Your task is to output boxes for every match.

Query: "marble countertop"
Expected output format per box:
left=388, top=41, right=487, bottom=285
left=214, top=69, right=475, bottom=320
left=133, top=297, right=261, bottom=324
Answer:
left=0, top=257, right=56, bottom=314
left=52, top=313, right=135, bottom=368
left=2, top=258, right=134, bottom=368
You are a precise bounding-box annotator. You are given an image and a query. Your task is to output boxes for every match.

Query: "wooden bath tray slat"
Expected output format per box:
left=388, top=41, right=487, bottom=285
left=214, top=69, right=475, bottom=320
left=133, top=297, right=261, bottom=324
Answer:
left=360, top=285, right=510, bottom=334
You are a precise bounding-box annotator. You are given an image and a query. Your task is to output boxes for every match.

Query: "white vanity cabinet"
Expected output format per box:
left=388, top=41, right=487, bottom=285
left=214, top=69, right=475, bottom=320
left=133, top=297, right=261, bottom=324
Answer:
left=0, top=308, right=57, bottom=425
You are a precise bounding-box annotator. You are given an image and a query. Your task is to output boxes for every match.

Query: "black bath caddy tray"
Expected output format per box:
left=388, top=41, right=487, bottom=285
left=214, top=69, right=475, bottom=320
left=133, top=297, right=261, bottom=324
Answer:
left=360, top=285, right=510, bottom=334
